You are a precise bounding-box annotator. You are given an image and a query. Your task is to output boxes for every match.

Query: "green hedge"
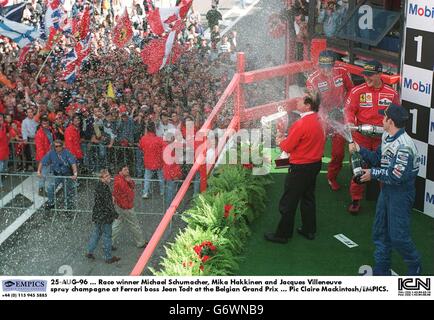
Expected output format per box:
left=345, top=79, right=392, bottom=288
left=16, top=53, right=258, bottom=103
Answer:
left=151, top=164, right=272, bottom=276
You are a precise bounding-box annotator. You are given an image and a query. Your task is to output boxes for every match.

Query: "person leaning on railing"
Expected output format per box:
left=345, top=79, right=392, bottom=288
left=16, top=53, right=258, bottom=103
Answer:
left=37, top=140, right=78, bottom=211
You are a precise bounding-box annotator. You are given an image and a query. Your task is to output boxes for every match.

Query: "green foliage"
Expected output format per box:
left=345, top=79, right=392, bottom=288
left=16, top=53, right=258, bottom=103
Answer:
left=151, top=163, right=271, bottom=276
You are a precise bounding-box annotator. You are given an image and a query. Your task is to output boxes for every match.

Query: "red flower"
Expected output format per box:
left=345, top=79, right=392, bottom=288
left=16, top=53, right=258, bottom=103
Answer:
left=199, top=265, right=204, bottom=271
left=224, top=204, right=233, bottom=212
left=202, top=255, right=210, bottom=263
left=182, top=261, right=186, bottom=267
left=209, top=245, right=216, bottom=251
left=193, top=245, right=202, bottom=255
left=243, top=163, right=253, bottom=170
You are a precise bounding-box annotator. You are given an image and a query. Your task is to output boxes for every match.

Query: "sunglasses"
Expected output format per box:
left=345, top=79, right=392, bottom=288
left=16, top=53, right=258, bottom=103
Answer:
left=54, top=145, right=63, bottom=148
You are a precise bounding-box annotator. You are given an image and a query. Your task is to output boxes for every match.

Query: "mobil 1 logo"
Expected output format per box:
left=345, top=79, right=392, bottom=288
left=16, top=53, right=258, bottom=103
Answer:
left=404, top=28, right=434, bottom=70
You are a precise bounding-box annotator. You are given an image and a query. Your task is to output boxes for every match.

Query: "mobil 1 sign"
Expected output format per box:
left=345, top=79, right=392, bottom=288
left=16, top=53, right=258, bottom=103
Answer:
left=401, top=65, right=432, bottom=108
left=406, top=0, right=434, bottom=32
left=404, top=28, right=434, bottom=70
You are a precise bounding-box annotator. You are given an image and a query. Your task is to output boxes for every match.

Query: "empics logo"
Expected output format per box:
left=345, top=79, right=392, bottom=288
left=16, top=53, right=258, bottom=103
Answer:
left=408, top=3, right=434, bottom=18
left=403, top=78, right=431, bottom=95
left=2, top=280, right=47, bottom=292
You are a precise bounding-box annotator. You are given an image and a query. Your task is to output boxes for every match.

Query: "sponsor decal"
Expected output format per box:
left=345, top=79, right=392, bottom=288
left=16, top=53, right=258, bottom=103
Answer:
left=365, top=93, right=372, bottom=103
left=403, top=78, right=432, bottom=94
left=408, top=3, right=434, bottom=19
left=334, top=77, right=343, bottom=87
left=334, top=234, right=358, bottom=248
left=360, top=94, right=366, bottom=103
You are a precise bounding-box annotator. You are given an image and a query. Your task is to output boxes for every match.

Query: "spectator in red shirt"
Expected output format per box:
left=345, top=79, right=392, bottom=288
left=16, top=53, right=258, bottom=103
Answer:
left=139, top=122, right=165, bottom=199
left=0, top=113, right=9, bottom=190
left=34, top=115, right=55, bottom=196
left=163, top=137, right=183, bottom=210
left=64, top=115, right=83, bottom=167
left=112, top=165, right=147, bottom=249
left=265, top=90, right=326, bottom=244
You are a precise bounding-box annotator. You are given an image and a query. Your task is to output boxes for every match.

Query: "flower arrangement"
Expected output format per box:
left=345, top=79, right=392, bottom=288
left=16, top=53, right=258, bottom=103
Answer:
left=152, top=163, right=272, bottom=276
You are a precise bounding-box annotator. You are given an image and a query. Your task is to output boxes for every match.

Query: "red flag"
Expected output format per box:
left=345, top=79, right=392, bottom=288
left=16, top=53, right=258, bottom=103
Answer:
left=79, top=6, right=90, bottom=40
left=141, top=31, right=183, bottom=74
left=113, top=9, right=133, bottom=48
left=17, top=44, right=31, bottom=68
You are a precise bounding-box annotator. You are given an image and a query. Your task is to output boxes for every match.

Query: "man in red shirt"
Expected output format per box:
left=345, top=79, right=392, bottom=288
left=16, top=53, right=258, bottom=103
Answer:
left=0, top=113, right=9, bottom=190
left=34, top=115, right=54, bottom=196
left=112, top=165, right=147, bottom=249
left=64, top=115, right=83, bottom=167
left=306, top=50, right=354, bottom=191
left=265, top=90, right=326, bottom=243
left=345, top=60, right=400, bottom=213
left=139, top=122, right=165, bottom=199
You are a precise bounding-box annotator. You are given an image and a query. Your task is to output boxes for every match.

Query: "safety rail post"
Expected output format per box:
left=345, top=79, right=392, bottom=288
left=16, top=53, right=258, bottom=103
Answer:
left=235, top=52, right=245, bottom=131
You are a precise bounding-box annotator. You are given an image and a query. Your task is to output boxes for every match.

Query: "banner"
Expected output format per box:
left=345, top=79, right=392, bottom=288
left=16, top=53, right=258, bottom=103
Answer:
left=0, top=276, right=432, bottom=300
left=401, top=0, right=434, bottom=217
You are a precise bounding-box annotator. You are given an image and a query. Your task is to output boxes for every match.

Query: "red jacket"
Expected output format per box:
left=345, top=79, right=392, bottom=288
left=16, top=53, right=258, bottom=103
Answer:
left=113, top=174, right=135, bottom=209
left=35, top=127, right=53, bottom=162
left=163, top=142, right=183, bottom=181
left=345, top=82, right=400, bottom=127
left=0, top=124, right=9, bottom=161
left=280, top=112, right=325, bottom=164
left=139, top=132, right=164, bottom=170
left=64, top=124, right=83, bottom=160
left=306, top=66, right=354, bottom=112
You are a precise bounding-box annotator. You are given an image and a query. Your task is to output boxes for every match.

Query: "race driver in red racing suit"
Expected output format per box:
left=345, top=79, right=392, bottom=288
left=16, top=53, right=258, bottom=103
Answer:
left=306, top=50, right=353, bottom=191
left=344, top=60, right=400, bottom=214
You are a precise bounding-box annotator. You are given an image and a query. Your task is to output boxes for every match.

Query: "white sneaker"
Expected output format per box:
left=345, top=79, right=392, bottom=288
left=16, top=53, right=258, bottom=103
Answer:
left=142, top=193, right=149, bottom=199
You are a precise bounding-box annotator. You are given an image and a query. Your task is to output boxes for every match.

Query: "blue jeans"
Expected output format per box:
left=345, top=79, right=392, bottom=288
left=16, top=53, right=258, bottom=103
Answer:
left=0, top=159, right=7, bottom=188
left=135, top=149, right=144, bottom=178
left=143, top=169, right=164, bottom=195
left=38, top=164, right=50, bottom=190
left=87, top=223, right=113, bottom=260
left=373, top=186, right=421, bottom=276
left=165, top=180, right=178, bottom=210
left=46, top=176, right=76, bottom=209
left=193, top=172, right=200, bottom=195
left=90, top=144, right=107, bottom=173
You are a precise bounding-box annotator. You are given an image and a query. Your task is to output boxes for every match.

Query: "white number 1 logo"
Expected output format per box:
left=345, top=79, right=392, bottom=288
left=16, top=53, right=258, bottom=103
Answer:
left=409, top=109, right=418, bottom=134
left=413, top=35, right=423, bottom=63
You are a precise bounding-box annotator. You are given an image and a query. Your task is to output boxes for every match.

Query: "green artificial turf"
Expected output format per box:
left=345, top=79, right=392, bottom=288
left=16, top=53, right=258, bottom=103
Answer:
left=238, top=143, right=434, bottom=276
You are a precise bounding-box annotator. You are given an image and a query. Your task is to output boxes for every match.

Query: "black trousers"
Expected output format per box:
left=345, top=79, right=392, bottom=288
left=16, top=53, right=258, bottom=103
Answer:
left=275, top=161, right=322, bottom=238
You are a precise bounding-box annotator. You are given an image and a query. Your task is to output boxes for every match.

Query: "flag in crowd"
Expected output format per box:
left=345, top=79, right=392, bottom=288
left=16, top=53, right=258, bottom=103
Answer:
left=0, top=15, right=40, bottom=48
left=141, top=30, right=183, bottom=74
left=146, top=0, right=192, bottom=35
left=113, top=9, right=133, bottom=48
left=0, top=1, right=26, bottom=22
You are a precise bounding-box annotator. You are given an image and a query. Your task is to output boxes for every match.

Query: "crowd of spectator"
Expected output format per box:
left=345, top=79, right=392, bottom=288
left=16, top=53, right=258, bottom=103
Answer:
left=0, top=1, right=240, bottom=201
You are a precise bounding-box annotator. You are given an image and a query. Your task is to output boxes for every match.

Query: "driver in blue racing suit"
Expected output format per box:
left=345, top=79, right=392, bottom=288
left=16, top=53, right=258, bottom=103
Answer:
left=349, top=103, right=422, bottom=276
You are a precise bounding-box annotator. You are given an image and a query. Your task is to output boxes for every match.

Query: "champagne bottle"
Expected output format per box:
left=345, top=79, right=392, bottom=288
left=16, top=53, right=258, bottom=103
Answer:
left=351, top=151, right=364, bottom=184
left=348, top=124, right=384, bottom=136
